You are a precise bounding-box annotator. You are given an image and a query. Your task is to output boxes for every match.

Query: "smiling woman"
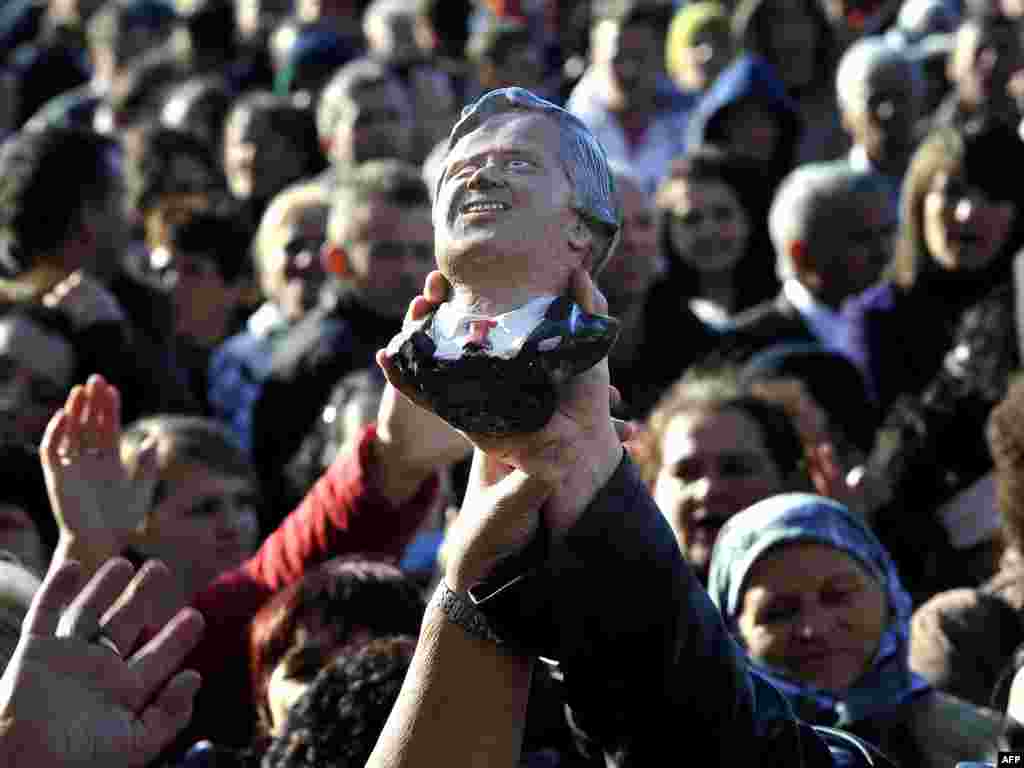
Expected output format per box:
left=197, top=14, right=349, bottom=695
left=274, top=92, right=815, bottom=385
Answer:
left=709, top=493, right=1003, bottom=768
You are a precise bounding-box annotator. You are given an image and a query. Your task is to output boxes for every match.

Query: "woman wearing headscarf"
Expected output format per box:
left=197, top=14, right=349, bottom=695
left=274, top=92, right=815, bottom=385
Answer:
left=708, top=493, right=1003, bottom=768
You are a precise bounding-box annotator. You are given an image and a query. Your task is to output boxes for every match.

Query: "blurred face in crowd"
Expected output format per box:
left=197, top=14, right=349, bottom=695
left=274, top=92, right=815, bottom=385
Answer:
left=224, top=107, right=308, bottom=202
left=653, top=405, right=786, bottom=576
left=261, top=201, right=328, bottom=323
left=49, top=0, right=106, bottom=24
left=295, top=0, right=360, bottom=36
left=328, top=82, right=413, bottom=168
left=718, top=100, right=782, bottom=164
left=672, top=24, right=734, bottom=92
left=950, top=18, right=1022, bottom=117
left=132, top=459, right=259, bottom=601
left=923, top=168, right=1016, bottom=272
left=154, top=244, right=246, bottom=347
left=236, top=0, right=293, bottom=42
left=764, top=0, right=820, bottom=90
left=664, top=176, right=751, bottom=275
left=842, top=60, right=922, bottom=171
left=807, top=189, right=895, bottom=305
left=737, top=542, right=889, bottom=692
left=326, top=194, right=433, bottom=318
left=592, top=19, right=662, bottom=111
left=365, top=8, right=422, bottom=67
left=0, top=315, right=73, bottom=443
left=599, top=174, right=661, bottom=315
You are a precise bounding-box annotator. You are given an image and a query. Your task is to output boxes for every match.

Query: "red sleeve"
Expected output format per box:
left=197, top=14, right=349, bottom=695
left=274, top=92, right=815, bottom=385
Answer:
left=179, top=424, right=439, bottom=747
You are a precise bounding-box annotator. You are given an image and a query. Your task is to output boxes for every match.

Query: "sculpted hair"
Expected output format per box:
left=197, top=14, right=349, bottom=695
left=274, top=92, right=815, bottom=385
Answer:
left=440, top=87, right=621, bottom=275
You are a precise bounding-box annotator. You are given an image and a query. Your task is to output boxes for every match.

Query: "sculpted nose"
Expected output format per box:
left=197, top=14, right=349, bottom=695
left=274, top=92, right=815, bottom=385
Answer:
left=467, top=162, right=507, bottom=189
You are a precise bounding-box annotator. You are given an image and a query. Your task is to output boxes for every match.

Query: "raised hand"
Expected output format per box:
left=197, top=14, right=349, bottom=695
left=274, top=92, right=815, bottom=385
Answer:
left=40, top=375, right=160, bottom=574
left=0, top=557, right=204, bottom=768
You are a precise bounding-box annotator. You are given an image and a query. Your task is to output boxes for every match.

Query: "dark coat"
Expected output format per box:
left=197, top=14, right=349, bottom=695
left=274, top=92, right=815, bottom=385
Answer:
left=714, top=291, right=817, bottom=363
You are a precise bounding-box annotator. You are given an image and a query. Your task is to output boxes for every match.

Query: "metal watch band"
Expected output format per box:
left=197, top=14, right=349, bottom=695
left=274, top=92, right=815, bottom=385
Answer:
left=437, top=581, right=504, bottom=645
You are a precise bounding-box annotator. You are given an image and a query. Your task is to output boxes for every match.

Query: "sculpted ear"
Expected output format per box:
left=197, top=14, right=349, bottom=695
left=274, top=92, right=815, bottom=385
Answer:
left=567, top=216, right=594, bottom=263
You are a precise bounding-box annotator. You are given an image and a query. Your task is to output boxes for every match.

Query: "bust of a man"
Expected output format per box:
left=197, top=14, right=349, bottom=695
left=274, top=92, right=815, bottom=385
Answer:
left=386, top=87, right=622, bottom=435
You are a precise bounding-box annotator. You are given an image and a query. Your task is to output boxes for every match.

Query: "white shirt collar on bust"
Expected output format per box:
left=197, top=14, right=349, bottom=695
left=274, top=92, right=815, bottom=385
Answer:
left=431, top=295, right=558, bottom=361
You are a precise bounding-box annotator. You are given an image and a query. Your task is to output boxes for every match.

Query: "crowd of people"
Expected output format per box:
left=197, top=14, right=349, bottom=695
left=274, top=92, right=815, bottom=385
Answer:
left=4, top=0, right=1024, bottom=765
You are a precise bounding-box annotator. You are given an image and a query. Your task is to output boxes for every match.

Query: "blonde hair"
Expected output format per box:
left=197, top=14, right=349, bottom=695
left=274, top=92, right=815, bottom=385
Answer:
left=253, top=181, right=330, bottom=288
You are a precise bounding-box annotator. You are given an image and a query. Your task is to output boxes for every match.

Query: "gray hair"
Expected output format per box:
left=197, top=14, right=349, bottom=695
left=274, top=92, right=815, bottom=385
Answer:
left=769, top=162, right=890, bottom=281
left=438, top=87, right=622, bottom=275
left=836, top=36, right=923, bottom=115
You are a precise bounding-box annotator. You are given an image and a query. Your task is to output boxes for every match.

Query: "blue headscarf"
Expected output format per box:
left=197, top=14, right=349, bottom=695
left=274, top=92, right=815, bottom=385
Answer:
left=707, top=493, right=930, bottom=727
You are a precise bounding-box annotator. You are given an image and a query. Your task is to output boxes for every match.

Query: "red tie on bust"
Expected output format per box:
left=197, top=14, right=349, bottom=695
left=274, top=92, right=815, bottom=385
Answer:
left=467, top=318, right=498, bottom=349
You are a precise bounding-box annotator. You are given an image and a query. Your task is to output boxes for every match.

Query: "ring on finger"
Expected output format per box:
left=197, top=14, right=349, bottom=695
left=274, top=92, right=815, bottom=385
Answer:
left=87, top=627, right=123, bottom=659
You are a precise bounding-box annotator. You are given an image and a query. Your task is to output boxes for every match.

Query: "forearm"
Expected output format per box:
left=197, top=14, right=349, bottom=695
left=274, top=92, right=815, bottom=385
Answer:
left=367, top=591, right=533, bottom=768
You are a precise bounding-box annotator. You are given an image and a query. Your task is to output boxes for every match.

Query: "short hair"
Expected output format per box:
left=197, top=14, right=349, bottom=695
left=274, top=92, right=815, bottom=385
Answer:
left=768, top=162, right=890, bottom=281
left=124, top=125, right=225, bottom=215
left=226, top=92, right=326, bottom=180
left=636, top=366, right=805, bottom=488
left=439, top=87, right=621, bottom=274
left=160, top=76, right=233, bottom=151
left=120, top=414, right=257, bottom=514
left=248, top=557, right=424, bottom=742
left=166, top=210, right=252, bottom=283
left=254, top=181, right=330, bottom=282
left=315, top=57, right=411, bottom=148
left=465, top=17, right=534, bottom=65
left=835, top=36, right=922, bottom=115
left=261, top=635, right=416, bottom=768
left=328, top=159, right=431, bottom=243
left=0, top=127, right=117, bottom=275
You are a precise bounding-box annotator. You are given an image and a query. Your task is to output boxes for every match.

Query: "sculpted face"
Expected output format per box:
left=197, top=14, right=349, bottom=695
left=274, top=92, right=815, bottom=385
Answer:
left=433, top=110, right=588, bottom=311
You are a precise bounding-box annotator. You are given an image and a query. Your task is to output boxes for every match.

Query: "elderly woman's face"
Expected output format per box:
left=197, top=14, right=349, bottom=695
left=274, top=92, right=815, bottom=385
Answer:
left=737, top=541, right=888, bottom=692
left=653, top=406, right=785, bottom=575
left=923, top=169, right=1016, bottom=272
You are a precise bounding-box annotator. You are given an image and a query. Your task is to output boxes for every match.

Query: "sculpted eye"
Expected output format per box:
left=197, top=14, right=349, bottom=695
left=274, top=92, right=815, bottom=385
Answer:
left=506, top=158, right=533, bottom=170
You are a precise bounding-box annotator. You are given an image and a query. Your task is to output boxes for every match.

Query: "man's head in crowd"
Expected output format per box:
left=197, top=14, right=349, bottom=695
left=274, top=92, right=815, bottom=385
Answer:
left=363, top=0, right=426, bottom=69
left=235, top=0, right=294, bottom=45
left=948, top=10, right=1023, bottom=124
left=223, top=92, right=325, bottom=204
left=248, top=557, right=424, bottom=740
left=316, top=58, right=414, bottom=170
left=124, top=124, right=227, bottom=249
left=0, top=127, right=124, bottom=287
left=322, top=159, right=433, bottom=319
left=0, top=306, right=76, bottom=445
left=589, top=6, right=666, bottom=114
left=465, top=18, right=547, bottom=97
left=155, top=211, right=251, bottom=347
left=121, top=414, right=261, bottom=603
left=600, top=167, right=662, bottom=317
left=432, top=87, right=620, bottom=313
left=86, top=0, right=177, bottom=92
left=770, top=162, right=895, bottom=308
left=254, top=182, right=329, bottom=323
left=837, top=37, right=924, bottom=176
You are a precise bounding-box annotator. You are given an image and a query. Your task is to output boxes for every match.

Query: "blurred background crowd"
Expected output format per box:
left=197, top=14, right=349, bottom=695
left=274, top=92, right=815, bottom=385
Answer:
left=6, top=0, right=1024, bottom=764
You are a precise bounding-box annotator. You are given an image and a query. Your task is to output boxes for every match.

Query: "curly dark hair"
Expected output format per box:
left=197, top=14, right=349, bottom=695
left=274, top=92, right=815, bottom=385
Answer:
left=248, top=557, right=425, bottom=743
left=261, top=635, right=415, bottom=768
left=987, top=375, right=1024, bottom=555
